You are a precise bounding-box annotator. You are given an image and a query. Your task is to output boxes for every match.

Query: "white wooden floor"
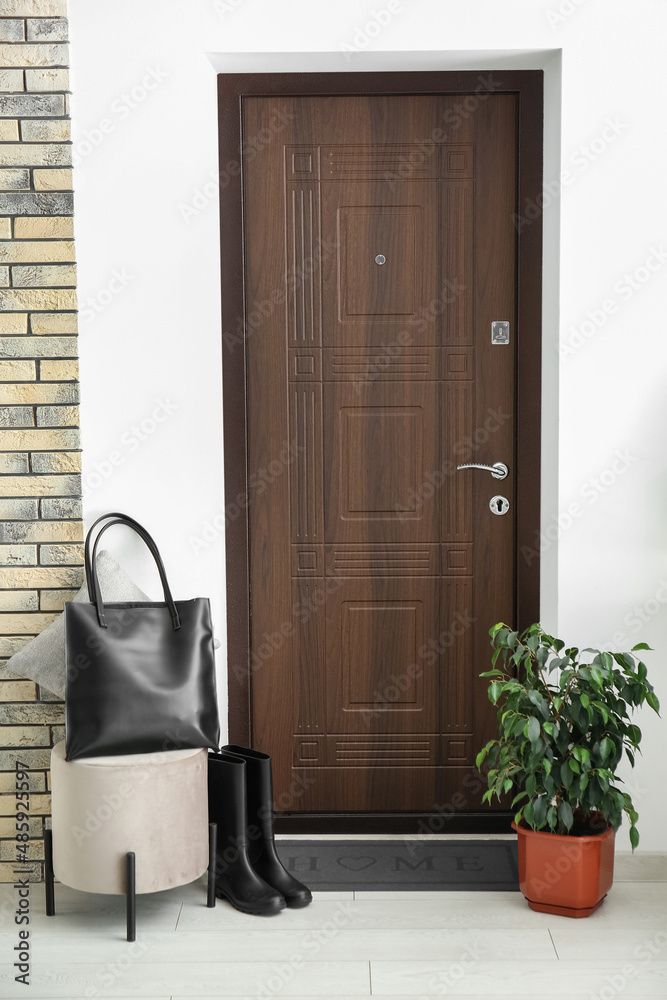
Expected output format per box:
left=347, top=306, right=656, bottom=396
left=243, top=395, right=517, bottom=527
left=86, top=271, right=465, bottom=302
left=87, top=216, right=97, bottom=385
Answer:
left=0, top=868, right=665, bottom=998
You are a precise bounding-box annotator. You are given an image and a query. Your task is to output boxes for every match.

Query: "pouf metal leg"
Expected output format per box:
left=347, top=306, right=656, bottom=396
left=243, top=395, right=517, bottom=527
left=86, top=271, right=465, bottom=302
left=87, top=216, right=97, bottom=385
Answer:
left=207, top=822, right=217, bottom=908
left=44, top=827, right=55, bottom=917
left=126, top=852, right=136, bottom=942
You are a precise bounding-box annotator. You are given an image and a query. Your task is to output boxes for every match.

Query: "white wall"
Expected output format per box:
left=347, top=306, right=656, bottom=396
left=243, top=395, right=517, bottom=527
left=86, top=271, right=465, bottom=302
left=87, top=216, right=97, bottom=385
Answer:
left=68, top=0, right=667, bottom=850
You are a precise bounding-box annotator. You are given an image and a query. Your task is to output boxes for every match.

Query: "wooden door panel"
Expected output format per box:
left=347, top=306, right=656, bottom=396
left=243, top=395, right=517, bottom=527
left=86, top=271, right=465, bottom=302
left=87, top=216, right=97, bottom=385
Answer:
left=324, top=576, right=439, bottom=734
left=320, top=179, right=438, bottom=346
left=242, top=92, right=520, bottom=816
left=323, top=380, right=439, bottom=543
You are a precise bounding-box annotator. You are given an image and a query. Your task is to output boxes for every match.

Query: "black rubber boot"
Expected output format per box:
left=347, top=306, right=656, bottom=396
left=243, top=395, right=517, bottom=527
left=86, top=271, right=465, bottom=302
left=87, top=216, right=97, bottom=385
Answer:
left=207, top=750, right=285, bottom=916
left=223, top=745, right=313, bottom=908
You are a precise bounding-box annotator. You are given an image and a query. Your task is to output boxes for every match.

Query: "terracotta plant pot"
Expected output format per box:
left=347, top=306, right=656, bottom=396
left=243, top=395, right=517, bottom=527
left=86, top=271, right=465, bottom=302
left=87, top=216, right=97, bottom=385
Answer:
left=512, top=820, right=615, bottom=917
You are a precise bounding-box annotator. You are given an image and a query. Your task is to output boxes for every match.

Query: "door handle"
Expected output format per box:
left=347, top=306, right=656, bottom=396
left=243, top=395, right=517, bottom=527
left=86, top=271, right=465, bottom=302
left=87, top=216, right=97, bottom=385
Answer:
left=456, top=461, right=509, bottom=481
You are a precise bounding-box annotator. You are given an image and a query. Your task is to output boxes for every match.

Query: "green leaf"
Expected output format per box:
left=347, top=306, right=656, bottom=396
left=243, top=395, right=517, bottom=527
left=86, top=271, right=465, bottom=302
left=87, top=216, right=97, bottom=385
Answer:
left=646, top=691, right=661, bottom=713
left=590, top=666, right=604, bottom=689
left=572, top=746, right=590, bottom=765
left=561, top=763, right=573, bottom=789
left=543, top=758, right=552, bottom=776
left=533, top=795, right=547, bottom=827
left=631, top=642, right=652, bottom=651
left=580, top=693, right=590, bottom=709
left=503, top=778, right=513, bottom=794
left=629, top=825, right=639, bottom=850
left=558, top=800, right=574, bottom=832
left=527, top=716, right=541, bottom=744
left=568, top=757, right=580, bottom=774
left=489, top=681, right=503, bottom=704
left=599, top=737, right=613, bottom=762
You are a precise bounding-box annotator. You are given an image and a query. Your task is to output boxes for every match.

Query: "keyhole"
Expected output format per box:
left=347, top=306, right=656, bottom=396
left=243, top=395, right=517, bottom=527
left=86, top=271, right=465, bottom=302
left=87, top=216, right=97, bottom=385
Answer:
left=496, top=498, right=503, bottom=513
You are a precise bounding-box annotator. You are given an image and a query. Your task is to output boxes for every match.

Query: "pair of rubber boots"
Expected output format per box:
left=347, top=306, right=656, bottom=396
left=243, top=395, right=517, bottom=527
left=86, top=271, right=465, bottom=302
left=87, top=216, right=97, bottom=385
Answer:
left=208, top=745, right=312, bottom=915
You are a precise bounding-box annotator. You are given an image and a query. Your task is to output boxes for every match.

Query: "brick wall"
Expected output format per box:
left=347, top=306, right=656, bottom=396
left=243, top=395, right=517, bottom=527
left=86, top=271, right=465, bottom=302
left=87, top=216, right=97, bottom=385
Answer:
left=0, top=0, right=80, bottom=883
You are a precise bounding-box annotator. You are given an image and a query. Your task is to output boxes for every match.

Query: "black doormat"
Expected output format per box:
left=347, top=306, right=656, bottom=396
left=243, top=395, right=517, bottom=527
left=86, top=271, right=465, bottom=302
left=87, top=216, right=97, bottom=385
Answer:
left=275, top=839, right=519, bottom=891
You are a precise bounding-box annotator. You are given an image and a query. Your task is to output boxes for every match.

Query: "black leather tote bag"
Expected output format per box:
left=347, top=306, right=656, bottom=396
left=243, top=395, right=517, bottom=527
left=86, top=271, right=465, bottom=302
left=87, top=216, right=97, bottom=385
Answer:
left=64, top=512, right=220, bottom=761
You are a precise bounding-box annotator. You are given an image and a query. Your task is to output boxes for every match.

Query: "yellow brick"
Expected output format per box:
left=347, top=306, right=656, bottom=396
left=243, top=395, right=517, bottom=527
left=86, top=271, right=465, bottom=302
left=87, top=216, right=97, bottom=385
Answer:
left=33, top=168, right=72, bottom=191
left=25, top=68, right=69, bottom=92
left=0, top=566, right=81, bottom=588
left=0, top=725, right=49, bottom=747
left=30, top=310, right=77, bottom=333
left=0, top=219, right=10, bottom=239
left=0, top=43, right=68, bottom=67
left=0, top=474, right=80, bottom=496
left=0, top=121, right=19, bottom=141
left=0, top=838, right=43, bottom=861
left=1, top=519, right=82, bottom=542
left=0, top=680, right=37, bottom=701
left=0, top=862, right=41, bottom=884
left=13, top=217, right=73, bottom=239
left=0, top=313, right=28, bottom=334
left=0, top=240, right=75, bottom=263
left=39, top=359, right=78, bottom=380
left=0, top=382, right=77, bottom=404
left=0, top=612, right=58, bottom=634
left=2, top=1, right=66, bottom=14
left=0, top=772, right=45, bottom=793
left=40, top=588, right=76, bottom=611
left=0, top=360, right=35, bottom=381
left=0, top=289, right=77, bottom=311
left=0, top=792, right=50, bottom=815
left=0, top=428, right=79, bottom=450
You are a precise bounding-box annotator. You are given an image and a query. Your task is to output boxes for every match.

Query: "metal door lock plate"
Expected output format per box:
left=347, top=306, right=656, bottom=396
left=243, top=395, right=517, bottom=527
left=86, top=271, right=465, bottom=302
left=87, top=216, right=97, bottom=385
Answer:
left=491, top=321, right=510, bottom=344
left=490, top=495, right=510, bottom=515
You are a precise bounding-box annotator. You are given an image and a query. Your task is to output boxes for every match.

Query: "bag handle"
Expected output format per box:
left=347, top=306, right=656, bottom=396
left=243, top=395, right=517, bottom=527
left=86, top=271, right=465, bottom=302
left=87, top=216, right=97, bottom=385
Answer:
left=84, top=512, right=181, bottom=631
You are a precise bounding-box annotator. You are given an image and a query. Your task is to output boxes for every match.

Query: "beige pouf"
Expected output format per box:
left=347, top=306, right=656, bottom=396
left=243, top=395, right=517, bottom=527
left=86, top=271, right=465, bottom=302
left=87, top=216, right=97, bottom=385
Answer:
left=50, top=741, right=209, bottom=895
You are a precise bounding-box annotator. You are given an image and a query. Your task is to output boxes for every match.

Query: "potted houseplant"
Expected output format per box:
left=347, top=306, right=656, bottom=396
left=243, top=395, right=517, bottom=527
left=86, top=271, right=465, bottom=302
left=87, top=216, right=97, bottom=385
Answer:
left=476, top=623, right=660, bottom=917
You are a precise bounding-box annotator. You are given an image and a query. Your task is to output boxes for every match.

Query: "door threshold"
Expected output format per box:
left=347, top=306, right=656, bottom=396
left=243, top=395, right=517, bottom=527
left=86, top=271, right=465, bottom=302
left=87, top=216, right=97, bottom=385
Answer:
left=273, top=812, right=514, bottom=836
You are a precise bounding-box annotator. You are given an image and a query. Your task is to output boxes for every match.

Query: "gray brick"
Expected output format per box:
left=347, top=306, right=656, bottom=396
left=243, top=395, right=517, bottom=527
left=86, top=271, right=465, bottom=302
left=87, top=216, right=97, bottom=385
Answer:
left=0, top=589, right=37, bottom=610
left=0, top=545, right=36, bottom=566
left=30, top=451, right=80, bottom=472
left=0, top=169, right=30, bottom=191
left=19, top=118, right=70, bottom=142
left=50, top=724, right=64, bottom=742
left=0, top=94, right=63, bottom=118
left=0, top=499, right=37, bottom=520
left=0, top=704, right=64, bottom=725
left=39, top=542, right=82, bottom=564
left=12, top=264, right=77, bottom=287
left=35, top=405, right=77, bottom=426
left=0, top=20, right=25, bottom=41
left=26, top=18, right=68, bottom=41
left=40, top=497, right=81, bottom=519
left=0, top=70, right=23, bottom=91
left=0, top=453, right=29, bottom=474
left=0, top=750, right=51, bottom=770
left=0, top=192, right=73, bottom=216
left=0, top=335, right=77, bottom=356
left=0, top=406, right=34, bottom=427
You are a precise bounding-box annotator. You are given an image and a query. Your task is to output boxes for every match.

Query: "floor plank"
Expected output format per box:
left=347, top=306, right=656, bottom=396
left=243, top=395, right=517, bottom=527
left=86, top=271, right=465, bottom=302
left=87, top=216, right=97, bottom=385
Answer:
left=369, top=959, right=667, bottom=995
left=0, top=960, right=371, bottom=997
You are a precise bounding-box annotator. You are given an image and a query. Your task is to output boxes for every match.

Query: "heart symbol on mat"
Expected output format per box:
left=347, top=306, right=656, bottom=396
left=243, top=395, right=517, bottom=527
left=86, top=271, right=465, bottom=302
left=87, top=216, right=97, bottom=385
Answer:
left=338, top=856, right=377, bottom=871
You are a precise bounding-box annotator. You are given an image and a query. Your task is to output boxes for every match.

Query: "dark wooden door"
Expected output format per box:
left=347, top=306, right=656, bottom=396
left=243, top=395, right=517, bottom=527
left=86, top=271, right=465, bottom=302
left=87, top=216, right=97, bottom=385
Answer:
left=242, top=92, right=519, bottom=814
